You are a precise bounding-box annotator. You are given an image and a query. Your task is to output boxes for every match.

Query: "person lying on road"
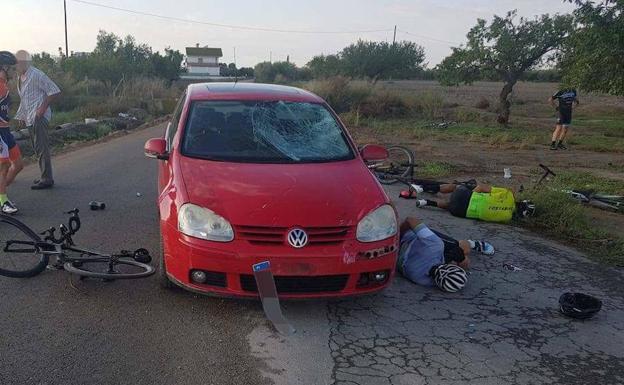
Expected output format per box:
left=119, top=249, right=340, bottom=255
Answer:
left=398, top=216, right=495, bottom=292
left=402, top=181, right=535, bottom=223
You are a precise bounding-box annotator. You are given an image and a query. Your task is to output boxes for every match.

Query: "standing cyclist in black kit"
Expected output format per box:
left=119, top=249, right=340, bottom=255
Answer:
left=549, top=87, right=579, bottom=150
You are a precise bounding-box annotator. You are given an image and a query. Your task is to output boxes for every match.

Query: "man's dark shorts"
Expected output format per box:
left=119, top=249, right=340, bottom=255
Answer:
left=448, top=185, right=472, bottom=218
left=431, top=229, right=466, bottom=264
left=557, top=109, right=572, bottom=125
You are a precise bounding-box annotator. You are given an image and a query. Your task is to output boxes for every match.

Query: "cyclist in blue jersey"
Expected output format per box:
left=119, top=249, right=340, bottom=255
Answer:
left=549, top=88, right=579, bottom=150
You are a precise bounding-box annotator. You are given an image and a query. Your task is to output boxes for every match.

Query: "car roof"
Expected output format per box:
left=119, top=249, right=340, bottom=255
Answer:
left=186, top=82, right=325, bottom=103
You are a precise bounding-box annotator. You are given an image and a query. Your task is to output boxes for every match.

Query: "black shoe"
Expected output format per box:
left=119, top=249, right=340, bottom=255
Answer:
left=1, top=200, right=18, bottom=214
left=550, top=143, right=558, bottom=150
left=558, top=142, right=568, bottom=150
left=31, top=181, right=54, bottom=190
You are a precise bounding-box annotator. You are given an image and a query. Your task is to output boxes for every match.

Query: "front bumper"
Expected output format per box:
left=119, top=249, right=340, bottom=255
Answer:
left=163, top=228, right=398, bottom=299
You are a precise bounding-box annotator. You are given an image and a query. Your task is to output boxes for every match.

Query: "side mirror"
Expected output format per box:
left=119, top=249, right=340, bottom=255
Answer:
left=144, top=138, right=168, bottom=160
left=360, top=144, right=389, bottom=162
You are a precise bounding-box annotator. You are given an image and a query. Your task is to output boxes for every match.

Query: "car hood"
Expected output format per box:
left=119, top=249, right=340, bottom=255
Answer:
left=179, top=156, right=388, bottom=227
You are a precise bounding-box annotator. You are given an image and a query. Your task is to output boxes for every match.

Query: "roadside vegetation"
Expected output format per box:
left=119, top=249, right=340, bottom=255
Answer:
left=301, top=77, right=624, bottom=154
left=7, top=30, right=183, bottom=137
left=520, top=170, right=624, bottom=266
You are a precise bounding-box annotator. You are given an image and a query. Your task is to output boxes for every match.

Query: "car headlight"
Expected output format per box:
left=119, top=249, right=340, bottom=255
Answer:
left=178, top=203, right=234, bottom=242
left=356, top=205, right=397, bottom=243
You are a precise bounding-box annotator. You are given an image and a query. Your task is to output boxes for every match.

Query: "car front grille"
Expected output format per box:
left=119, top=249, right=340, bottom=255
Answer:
left=235, top=225, right=351, bottom=246
left=240, top=274, right=349, bottom=294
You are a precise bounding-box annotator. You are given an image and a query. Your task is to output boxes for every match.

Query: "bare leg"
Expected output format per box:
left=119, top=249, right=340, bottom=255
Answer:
left=439, top=184, right=458, bottom=193
left=5, top=157, right=24, bottom=186
left=551, top=125, right=562, bottom=142
left=457, top=240, right=472, bottom=269
left=424, top=197, right=450, bottom=209
left=558, top=125, right=569, bottom=142
left=0, top=162, right=9, bottom=195
left=400, top=217, right=422, bottom=237
left=473, top=184, right=492, bottom=193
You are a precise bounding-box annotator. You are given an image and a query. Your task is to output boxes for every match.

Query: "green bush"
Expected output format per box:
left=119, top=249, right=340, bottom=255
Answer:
left=359, top=91, right=411, bottom=118
left=303, top=77, right=371, bottom=113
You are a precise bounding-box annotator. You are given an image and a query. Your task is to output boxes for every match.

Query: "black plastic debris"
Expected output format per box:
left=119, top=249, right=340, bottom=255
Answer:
left=559, top=292, right=602, bottom=320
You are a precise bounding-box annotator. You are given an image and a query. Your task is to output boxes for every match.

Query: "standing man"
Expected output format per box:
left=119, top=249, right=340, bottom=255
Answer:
left=14, top=50, right=61, bottom=189
left=549, top=87, right=579, bottom=150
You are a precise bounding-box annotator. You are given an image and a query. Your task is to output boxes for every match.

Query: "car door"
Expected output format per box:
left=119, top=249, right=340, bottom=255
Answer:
left=159, top=91, right=186, bottom=193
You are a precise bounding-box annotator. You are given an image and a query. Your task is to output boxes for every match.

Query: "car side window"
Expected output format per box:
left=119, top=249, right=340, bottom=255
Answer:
left=166, top=92, right=187, bottom=152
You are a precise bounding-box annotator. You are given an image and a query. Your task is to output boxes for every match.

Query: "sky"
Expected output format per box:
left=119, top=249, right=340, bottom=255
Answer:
left=5, top=0, right=576, bottom=68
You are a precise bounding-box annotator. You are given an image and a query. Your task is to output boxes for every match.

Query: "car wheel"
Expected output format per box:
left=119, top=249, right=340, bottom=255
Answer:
left=159, top=235, right=175, bottom=290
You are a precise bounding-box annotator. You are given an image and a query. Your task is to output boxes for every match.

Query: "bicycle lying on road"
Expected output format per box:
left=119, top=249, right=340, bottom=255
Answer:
left=0, top=209, right=155, bottom=279
left=365, top=145, right=416, bottom=185
left=535, top=164, right=624, bottom=214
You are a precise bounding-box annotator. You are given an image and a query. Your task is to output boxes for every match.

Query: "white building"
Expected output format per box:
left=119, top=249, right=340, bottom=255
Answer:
left=185, top=44, right=223, bottom=76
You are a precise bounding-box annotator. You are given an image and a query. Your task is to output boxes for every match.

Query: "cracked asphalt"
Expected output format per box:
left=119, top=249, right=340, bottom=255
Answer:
left=1, top=123, right=623, bottom=385
left=251, top=185, right=624, bottom=385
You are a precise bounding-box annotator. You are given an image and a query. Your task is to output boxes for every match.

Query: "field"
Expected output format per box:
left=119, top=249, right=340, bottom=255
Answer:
left=335, top=80, right=624, bottom=265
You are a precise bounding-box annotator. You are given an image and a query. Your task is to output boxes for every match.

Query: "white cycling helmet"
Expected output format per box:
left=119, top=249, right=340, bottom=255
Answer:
left=431, top=264, right=467, bottom=293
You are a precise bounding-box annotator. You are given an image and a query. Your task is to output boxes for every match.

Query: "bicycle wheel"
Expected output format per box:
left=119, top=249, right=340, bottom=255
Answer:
left=375, top=146, right=415, bottom=185
left=63, top=258, right=155, bottom=280
left=0, top=215, right=49, bottom=278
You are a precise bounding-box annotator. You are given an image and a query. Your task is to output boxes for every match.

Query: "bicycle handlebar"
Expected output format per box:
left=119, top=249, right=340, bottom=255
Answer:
left=40, top=209, right=81, bottom=244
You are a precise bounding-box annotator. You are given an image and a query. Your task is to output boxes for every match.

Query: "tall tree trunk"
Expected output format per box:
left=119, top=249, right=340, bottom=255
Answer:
left=497, top=80, right=516, bottom=125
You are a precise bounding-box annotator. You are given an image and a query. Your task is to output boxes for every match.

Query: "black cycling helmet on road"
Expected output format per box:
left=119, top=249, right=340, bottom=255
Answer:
left=0, top=51, right=17, bottom=66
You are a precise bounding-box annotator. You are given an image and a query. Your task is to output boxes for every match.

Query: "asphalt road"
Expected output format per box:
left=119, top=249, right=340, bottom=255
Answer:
left=2, top=123, right=624, bottom=385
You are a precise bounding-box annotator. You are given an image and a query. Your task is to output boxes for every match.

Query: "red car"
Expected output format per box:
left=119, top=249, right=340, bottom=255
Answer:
left=144, top=83, right=398, bottom=298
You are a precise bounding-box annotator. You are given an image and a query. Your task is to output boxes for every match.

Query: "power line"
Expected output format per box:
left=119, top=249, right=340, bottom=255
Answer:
left=70, top=0, right=394, bottom=35
left=397, top=29, right=461, bottom=46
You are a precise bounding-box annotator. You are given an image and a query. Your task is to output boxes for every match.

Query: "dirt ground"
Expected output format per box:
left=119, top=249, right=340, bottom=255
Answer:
left=346, top=80, right=624, bottom=253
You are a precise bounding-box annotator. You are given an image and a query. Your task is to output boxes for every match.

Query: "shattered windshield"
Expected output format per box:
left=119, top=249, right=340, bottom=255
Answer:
left=181, top=100, right=354, bottom=163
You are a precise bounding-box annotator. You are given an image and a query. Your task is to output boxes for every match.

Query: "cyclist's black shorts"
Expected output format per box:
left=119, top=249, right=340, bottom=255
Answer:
left=557, top=109, right=572, bottom=125
left=431, top=229, right=466, bottom=264
left=448, top=185, right=472, bottom=218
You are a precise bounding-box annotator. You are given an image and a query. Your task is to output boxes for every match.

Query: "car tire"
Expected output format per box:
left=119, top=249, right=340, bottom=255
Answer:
left=159, top=235, right=175, bottom=290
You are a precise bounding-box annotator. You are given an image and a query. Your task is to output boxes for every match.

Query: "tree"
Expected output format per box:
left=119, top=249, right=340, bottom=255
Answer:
left=339, top=40, right=425, bottom=83
left=238, top=67, right=254, bottom=78
left=62, top=30, right=183, bottom=85
left=306, top=54, right=343, bottom=78
left=437, top=11, right=572, bottom=124
left=560, top=0, right=624, bottom=95
left=253, top=61, right=309, bottom=83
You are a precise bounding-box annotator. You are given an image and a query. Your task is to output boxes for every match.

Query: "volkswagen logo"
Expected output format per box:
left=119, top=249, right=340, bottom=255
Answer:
left=287, top=228, right=308, bottom=248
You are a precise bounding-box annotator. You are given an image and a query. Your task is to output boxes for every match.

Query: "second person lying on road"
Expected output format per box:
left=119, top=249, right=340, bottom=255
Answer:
left=402, top=181, right=535, bottom=223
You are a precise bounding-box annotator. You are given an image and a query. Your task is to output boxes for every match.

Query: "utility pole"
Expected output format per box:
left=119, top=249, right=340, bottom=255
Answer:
left=270, top=51, right=272, bottom=63
left=64, top=0, right=69, bottom=57
left=393, top=25, right=397, bottom=45
left=233, top=47, right=237, bottom=68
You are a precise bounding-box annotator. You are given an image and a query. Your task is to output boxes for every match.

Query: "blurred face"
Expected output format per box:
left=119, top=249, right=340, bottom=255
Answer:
left=16, top=60, right=30, bottom=75
left=0, top=69, right=7, bottom=82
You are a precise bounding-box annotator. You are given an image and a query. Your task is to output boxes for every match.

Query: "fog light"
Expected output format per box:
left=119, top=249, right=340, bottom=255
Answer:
left=191, top=270, right=207, bottom=283
left=373, top=272, right=387, bottom=282
left=357, top=270, right=390, bottom=288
